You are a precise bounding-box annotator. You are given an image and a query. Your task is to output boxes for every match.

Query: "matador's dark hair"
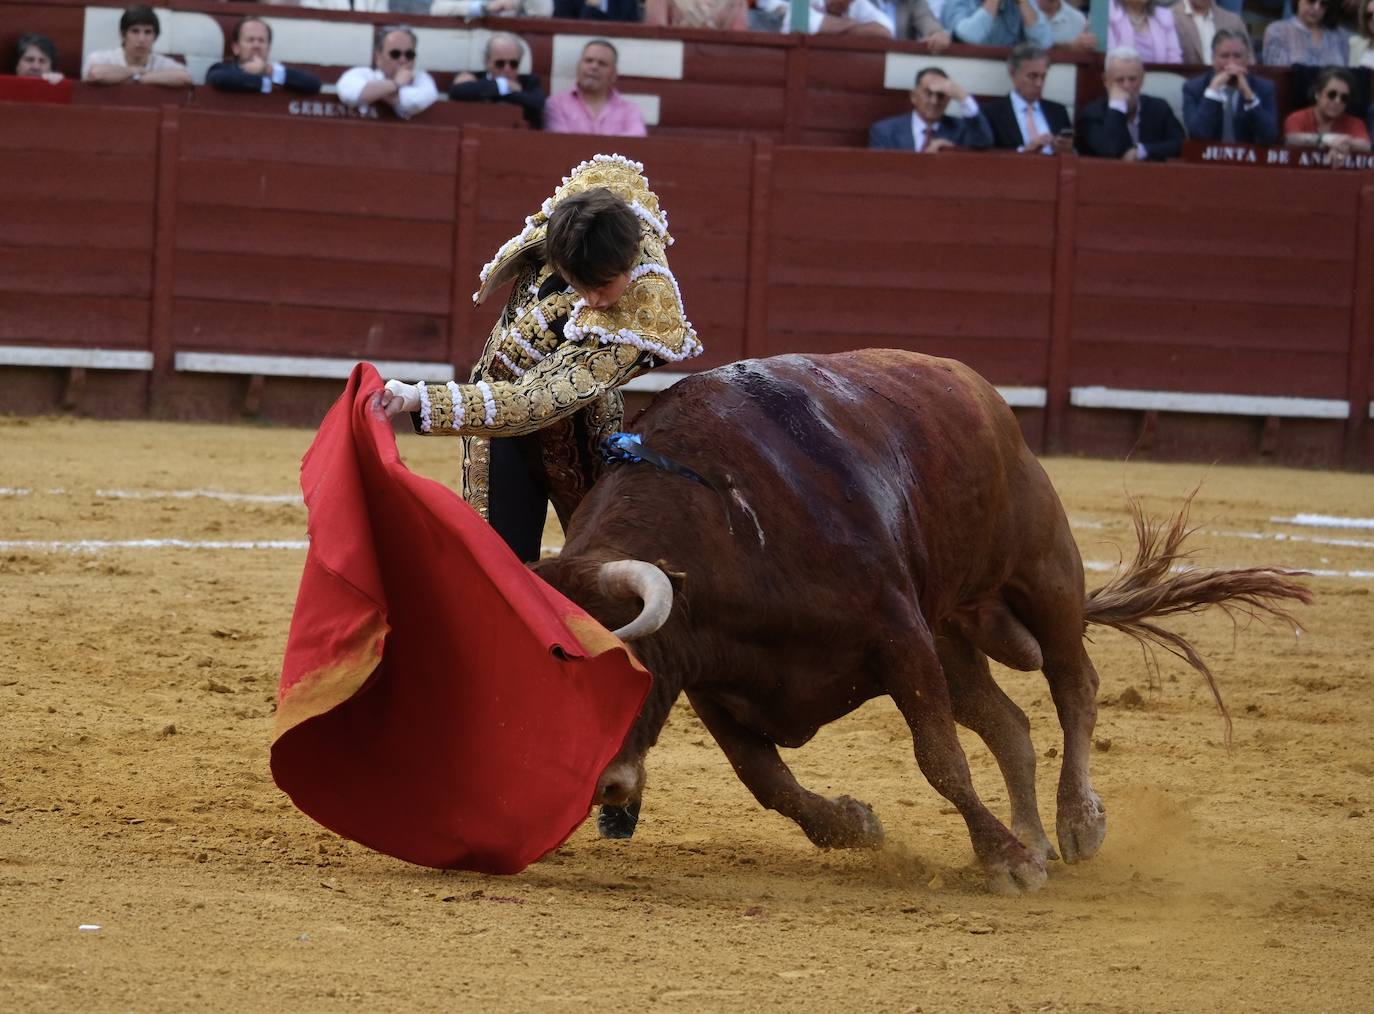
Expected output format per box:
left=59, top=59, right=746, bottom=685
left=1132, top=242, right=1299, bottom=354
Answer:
left=546, top=187, right=640, bottom=290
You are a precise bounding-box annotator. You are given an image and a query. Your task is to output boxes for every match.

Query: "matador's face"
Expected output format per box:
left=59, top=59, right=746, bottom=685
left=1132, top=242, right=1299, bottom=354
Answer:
left=572, top=271, right=632, bottom=310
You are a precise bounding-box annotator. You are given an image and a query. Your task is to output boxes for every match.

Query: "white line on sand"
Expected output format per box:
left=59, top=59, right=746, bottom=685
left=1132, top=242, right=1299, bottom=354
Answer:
left=0, top=539, right=308, bottom=551
left=1206, top=529, right=1374, bottom=551
left=93, top=488, right=301, bottom=504
left=0, top=488, right=32, bottom=496
left=1270, top=513, right=1374, bottom=530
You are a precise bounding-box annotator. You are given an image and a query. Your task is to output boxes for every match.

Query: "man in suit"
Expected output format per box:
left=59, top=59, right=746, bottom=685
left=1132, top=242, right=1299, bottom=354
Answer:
left=1173, top=0, right=1248, bottom=66
left=1076, top=47, right=1184, bottom=161
left=1182, top=29, right=1279, bottom=144
left=868, top=67, right=994, bottom=152
left=449, top=32, right=546, bottom=129
left=984, top=43, right=1074, bottom=154
left=206, top=17, right=321, bottom=96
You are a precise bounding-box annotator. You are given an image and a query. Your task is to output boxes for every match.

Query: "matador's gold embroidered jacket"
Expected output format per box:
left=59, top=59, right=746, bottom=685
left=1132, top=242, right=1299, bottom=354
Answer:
left=411, top=154, right=701, bottom=524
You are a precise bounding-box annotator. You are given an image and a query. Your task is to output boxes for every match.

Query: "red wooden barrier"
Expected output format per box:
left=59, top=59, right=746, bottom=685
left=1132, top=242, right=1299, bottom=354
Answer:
left=761, top=147, right=1057, bottom=388
left=0, top=103, right=157, bottom=350
left=170, top=110, right=459, bottom=364
left=0, top=98, right=1370, bottom=467
left=1068, top=161, right=1357, bottom=401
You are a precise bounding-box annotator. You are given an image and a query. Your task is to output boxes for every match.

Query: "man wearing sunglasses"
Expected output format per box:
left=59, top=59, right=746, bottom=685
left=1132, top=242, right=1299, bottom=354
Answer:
left=337, top=25, right=438, bottom=120
left=449, top=32, right=546, bottom=129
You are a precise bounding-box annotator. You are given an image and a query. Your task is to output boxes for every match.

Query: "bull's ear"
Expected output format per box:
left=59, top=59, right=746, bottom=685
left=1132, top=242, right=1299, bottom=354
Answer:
left=654, top=559, right=687, bottom=592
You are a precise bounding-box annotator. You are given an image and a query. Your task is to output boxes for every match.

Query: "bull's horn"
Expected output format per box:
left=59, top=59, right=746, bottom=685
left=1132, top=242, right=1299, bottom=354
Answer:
left=598, top=561, right=674, bottom=640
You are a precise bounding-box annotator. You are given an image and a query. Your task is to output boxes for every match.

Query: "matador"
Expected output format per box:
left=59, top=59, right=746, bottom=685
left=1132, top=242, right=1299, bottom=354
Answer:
left=382, top=153, right=701, bottom=562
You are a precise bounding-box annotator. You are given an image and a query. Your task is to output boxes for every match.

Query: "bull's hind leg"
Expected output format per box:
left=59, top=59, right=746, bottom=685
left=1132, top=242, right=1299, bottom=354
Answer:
left=686, top=692, right=885, bottom=849
left=882, top=621, right=1047, bottom=894
left=1009, top=585, right=1106, bottom=864
left=936, top=632, right=1057, bottom=864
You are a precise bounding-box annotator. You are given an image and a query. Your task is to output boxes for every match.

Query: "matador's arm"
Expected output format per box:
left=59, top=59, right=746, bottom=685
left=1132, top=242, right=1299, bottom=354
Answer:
left=413, top=340, right=647, bottom=438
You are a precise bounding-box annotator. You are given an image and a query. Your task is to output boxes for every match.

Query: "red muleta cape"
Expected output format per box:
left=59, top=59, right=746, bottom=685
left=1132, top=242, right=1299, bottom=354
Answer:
left=271, top=364, right=651, bottom=874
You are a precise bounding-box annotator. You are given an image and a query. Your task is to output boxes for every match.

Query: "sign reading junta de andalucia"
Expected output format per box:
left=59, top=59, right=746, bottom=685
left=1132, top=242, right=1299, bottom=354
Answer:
left=1186, top=140, right=1374, bottom=171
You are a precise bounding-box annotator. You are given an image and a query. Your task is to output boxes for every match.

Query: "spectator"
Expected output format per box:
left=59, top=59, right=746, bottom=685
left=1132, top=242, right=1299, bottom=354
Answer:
left=82, top=5, right=192, bottom=88
left=1035, top=0, right=1099, bottom=50
left=554, top=0, right=641, bottom=20
left=893, top=0, right=954, bottom=51
left=1076, top=46, right=1184, bottom=160
left=337, top=25, right=438, bottom=120
left=1348, top=0, right=1374, bottom=67
left=748, top=0, right=894, bottom=35
left=1173, top=0, right=1248, bottom=65
left=868, top=66, right=994, bottom=152
left=545, top=39, right=647, bottom=136
left=1283, top=65, right=1370, bottom=165
left=206, top=18, right=321, bottom=95
left=14, top=33, right=64, bottom=84
left=941, top=0, right=1053, bottom=47
left=645, top=0, right=749, bottom=29
left=984, top=43, right=1074, bottom=154
left=1262, top=0, right=1349, bottom=67
left=1107, top=0, right=1183, bottom=63
left=1182, top=29, right=1278, bottom=143
left=430, top=0, right=554, bottom=16
left=449, top=32, right=546, bottom=128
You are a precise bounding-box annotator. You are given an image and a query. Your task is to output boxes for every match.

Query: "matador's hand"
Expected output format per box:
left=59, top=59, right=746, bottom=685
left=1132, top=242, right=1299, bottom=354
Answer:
left=380, top=380, right=421, bottom=418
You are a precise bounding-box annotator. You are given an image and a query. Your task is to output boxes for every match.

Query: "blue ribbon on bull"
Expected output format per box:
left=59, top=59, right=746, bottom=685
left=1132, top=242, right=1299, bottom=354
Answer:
left=600, top=432, right=735, bottom=535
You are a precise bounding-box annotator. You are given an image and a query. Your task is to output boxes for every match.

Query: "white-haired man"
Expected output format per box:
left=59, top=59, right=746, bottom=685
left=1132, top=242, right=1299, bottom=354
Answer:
left=1075, top=46, right=1183, bottom=162
left=449, top=32, right=546, bottom=128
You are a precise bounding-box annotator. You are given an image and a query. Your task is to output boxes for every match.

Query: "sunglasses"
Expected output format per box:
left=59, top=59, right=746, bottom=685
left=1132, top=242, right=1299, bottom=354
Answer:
left=491, top=58, right=519, bottom=69
left=1323, top=89, right=1350, bottom=102
left=387, top=48, right=416, bottom=61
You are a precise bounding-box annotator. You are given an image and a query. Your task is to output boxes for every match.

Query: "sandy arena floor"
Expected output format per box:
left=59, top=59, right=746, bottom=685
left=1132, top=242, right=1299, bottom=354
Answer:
left=1, top=415, right=1371, bottom=1013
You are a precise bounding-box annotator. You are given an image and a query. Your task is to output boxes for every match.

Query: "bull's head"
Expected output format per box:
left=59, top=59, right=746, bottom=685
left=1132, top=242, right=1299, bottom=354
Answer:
left=534, top=556, right=684, bottom=840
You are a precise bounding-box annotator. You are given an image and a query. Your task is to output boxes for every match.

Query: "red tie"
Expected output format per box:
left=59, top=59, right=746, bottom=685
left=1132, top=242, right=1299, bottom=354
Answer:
left=1024, top=103, right=1039, bottom=147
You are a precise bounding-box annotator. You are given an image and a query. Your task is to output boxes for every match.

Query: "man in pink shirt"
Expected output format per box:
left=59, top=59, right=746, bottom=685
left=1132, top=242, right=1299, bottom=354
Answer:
left=545, top=39, right=647, bottom=137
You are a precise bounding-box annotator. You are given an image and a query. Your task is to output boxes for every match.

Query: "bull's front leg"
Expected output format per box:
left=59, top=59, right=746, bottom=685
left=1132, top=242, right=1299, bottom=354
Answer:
left=687, top=691, right=884, bottom=849
left=883, top=621, right=1048, bottom=895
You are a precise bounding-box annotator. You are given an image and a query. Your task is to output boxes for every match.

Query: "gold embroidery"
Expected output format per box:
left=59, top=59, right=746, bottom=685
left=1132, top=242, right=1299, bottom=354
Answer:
left=572, top=272, right=695, bottom=360
left=462, top=435, right=491, bottom=521
left=424, top=383, right=455, bottom=432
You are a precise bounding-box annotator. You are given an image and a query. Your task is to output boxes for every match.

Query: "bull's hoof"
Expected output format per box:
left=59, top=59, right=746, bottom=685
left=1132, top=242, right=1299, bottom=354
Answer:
left=1057, top=790, right=1106, bottom=864
left=1012, top=820, right=1060, bottom=864
left=597, top=801, right=641, bottom=840
left=984, top=850, right=1049, bottom=895
left=805, top=795, right=885, bottom=850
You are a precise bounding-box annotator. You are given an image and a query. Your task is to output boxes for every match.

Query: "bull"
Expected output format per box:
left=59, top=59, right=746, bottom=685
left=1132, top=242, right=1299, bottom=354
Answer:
left=533, top=350, right=1310, bottom=893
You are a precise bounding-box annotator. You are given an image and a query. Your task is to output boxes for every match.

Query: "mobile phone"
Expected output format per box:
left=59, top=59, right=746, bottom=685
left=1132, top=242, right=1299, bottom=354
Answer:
left=1057, top=128, right=1075, bottom=139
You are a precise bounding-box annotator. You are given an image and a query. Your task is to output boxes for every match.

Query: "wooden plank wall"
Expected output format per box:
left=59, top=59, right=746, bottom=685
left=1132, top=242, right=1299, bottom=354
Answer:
left=1, top=99, right=1371, bottom=465
left=1069, top=161, right=1359, bottom=401
left=0, top=104, right=158, bottom=351
left=761, top=148, right=1058, bottom=388
left=171, top=111, right=459, bottom=365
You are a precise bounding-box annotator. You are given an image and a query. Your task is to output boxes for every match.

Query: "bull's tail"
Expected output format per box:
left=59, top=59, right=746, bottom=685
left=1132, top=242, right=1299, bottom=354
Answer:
left=1082, top=493, right=1313, bottom=744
